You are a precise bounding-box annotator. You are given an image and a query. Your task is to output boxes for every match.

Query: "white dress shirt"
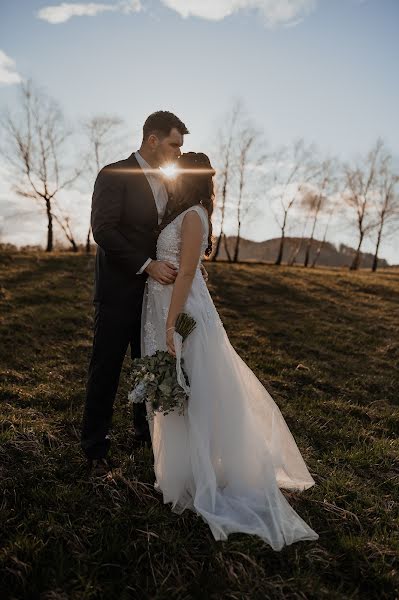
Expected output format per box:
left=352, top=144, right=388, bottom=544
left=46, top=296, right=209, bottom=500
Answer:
left=134, top=150, right=169, bottom=274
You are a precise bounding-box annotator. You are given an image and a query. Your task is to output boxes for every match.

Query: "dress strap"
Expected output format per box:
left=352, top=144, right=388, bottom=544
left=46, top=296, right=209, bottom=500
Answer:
left=181, top=205, right=209, bottom=235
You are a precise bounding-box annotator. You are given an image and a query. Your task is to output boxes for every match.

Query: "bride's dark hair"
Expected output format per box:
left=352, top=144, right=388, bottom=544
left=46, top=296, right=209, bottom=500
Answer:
left=159, top=152, right=215, bottom=257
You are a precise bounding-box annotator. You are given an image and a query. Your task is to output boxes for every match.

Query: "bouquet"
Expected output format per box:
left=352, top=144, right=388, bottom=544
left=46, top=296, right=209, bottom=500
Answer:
left=127, top=313, right=196, bottom=420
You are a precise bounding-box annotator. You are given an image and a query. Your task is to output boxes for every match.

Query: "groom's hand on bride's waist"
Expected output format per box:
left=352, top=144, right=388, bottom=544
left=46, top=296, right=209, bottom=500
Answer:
left=144, top=260, right=178, bottom=284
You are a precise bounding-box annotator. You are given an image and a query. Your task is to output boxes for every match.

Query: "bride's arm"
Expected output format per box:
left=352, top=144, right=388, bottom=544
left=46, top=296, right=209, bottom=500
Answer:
left=166, top=211, right=203, bottom=356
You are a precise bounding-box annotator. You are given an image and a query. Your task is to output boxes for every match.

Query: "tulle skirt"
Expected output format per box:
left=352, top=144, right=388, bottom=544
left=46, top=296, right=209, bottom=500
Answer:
left=141, top=273, right=319, bottom=550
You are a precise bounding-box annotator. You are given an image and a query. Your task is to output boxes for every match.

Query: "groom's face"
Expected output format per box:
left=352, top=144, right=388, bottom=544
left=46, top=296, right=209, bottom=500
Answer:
left=154, top=127, right=183, bottom=167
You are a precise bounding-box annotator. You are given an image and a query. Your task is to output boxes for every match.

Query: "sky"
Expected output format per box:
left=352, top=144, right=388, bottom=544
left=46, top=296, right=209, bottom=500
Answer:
left=0, top=0, right=398, bottom=263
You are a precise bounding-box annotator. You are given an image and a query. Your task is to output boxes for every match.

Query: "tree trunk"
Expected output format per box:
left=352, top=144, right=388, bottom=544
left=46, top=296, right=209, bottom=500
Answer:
left=372, top=227, right=383, bottom=272
left=45, top=198, right=53, bottom=252
left=213, top=203, right=229, bottom=261
left=86, top=226, right=91, bottom=254
left=233, top=226, right=241, bottom=263
left=303, top=242, right=311, bottom=267
left=350, top=233, right=364, bottom=270
left=304, top=212, right=318, bottom=267
left=275, top=209, right=289, bottom=266
left=212, top=163, right=228, bottom=262
left=223, top=233, right=232, bottom=262
left=288, top=239, right=302, bottom=266
left=275, top=233, right=285, bottom=265
left=212, top=204, right=229, bottom=261
left=54, top=214, right=79, bottom=253
left=212, top=233, right=222, bottom=262
left=312, top=211, right=332, bottom=268
left=233, top=236, right=240, bottom=263
left=310, top=245, right=321, bottom=268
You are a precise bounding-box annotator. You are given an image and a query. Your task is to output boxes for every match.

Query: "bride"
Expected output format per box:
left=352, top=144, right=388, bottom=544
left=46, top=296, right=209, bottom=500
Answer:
left=140, top=151, right=319, bottom=551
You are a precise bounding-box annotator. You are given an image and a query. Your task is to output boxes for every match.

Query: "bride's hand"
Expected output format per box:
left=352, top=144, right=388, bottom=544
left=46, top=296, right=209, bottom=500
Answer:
left=166, top=327, right=176, bottom=357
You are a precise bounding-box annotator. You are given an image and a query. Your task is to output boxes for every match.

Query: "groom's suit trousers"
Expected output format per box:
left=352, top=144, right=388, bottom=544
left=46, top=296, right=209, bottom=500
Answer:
left=80, top=296, right=149, bottom=459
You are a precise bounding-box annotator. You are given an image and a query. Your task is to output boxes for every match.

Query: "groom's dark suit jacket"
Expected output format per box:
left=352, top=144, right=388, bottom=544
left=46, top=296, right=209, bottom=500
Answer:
left=91, top=152, right=166, bottom=309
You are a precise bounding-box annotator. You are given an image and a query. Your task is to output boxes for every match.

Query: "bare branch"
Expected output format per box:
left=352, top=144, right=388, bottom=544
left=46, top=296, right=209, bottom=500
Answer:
left=262, top=138, right=317, bottom=265
left=0, top=79, right=77, bottom=251
left=343, top=137, right=386, bottom=270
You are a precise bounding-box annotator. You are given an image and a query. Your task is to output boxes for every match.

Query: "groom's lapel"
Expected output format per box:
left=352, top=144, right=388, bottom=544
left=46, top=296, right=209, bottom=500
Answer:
left=126, top=152, right=158, bottom=224
left=160, top=191, right=174, bottom=228
left=165, top=189, right=173, bottom=214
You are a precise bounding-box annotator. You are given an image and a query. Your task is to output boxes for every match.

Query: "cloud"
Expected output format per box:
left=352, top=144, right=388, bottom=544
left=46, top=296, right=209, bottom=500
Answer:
left=0, top=50, right=22, bottom=85
left=37, top=0, right=141, bottom=24
left=160, top=0, right=317, bottom=27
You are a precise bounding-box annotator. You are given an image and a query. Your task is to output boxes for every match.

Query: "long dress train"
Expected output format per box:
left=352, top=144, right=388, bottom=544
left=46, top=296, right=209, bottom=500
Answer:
left=140, top=204, right=319, bottom=550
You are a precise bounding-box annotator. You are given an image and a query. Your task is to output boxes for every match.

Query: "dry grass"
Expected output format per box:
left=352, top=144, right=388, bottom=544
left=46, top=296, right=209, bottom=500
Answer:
left=0, top=249, right=398, bottom=599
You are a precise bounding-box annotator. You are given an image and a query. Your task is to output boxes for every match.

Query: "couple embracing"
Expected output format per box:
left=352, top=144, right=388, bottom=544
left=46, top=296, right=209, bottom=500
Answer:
left=80, top=110, right=319, bottom=551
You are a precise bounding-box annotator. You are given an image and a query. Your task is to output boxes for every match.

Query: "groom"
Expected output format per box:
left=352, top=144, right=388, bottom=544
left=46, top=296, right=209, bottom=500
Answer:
left=81, top=111, right=190, bottom=475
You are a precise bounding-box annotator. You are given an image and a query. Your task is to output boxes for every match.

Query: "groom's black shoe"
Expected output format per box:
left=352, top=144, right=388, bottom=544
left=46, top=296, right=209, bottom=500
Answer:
left=132, top=428, right=151, bottom=449
left=87, top=456, right=114, bottom=477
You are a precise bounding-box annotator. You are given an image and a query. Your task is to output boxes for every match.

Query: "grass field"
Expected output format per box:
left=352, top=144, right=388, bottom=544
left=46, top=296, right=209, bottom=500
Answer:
left=0, top=250, right=398, bottom=600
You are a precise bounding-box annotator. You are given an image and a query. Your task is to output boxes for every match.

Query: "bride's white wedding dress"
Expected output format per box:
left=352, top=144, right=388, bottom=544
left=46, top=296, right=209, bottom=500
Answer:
left=140, top=204, right=319, bottom=550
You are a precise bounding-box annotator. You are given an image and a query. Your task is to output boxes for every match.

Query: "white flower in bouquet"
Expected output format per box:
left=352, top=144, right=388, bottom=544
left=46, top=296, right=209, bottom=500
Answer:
left=127, top=380, right=147, bottom=404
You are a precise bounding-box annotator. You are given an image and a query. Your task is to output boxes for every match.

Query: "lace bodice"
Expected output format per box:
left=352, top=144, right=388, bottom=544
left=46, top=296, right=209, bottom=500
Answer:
left=156, top=205, right=209, bottom=267
left=142, top=202, right=224, bottom=357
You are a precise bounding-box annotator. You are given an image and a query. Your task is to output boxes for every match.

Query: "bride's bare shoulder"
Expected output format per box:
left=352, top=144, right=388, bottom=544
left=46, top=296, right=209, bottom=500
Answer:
left=181, top=205, right=208, bottom=231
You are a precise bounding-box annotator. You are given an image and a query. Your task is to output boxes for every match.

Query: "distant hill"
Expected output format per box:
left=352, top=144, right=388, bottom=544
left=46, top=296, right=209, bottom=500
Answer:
left=217, top=236, right=390, bottom=268
left=0, top=237, right=393, bottom=269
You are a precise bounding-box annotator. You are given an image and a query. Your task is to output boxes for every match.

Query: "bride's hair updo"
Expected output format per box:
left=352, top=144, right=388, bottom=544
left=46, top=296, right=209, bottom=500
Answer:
left=159, top=152, right=215, bottom=257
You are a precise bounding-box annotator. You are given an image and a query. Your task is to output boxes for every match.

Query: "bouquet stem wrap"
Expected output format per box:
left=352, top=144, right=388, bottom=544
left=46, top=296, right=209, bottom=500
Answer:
left=173, top=330, right=190, bottom=395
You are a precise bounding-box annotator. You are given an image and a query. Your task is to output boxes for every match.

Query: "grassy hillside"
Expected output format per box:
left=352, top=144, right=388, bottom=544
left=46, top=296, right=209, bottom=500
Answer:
left=0, top=250, right=398, bottom=599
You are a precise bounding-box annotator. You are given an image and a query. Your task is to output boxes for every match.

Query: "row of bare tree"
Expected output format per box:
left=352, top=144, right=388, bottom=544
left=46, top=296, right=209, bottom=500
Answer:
left=1, top=83, right=398, bottom=271
left=211, top=100, right=399, bottom=271
left=0, top=80, right=128, bottom=254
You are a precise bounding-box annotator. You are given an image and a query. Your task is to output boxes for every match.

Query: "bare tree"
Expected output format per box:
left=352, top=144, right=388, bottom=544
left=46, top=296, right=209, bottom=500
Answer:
left=52, top=192, right=81, bottom=252
left=306, top=181, right=351, bottom=269
left=233, top=126, right=264, bottom=263
left=301, top=157, right=337, bottom=267
left=0, top=79, right=80, bottom=252
left=80, top=115, right=126, bottom=252
left=310, top=216, right=331, bottom=268
left=211, top=100, right=244, bottom=262
left=371, top=151, right=399, bottom=272
left=343, top=138, right=384, bottom=270
left=267, top=139, right=317, bottom=266
left=287, top=214, right=310, bottom=266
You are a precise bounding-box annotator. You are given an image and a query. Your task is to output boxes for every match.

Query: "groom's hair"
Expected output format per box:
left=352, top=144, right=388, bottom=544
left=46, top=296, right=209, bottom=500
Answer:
left=142, top=111, right=189, bottom=141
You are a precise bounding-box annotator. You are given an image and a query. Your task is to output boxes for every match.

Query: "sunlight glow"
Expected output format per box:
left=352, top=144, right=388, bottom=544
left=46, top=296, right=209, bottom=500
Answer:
left=160, top=164, right=178, bottom=179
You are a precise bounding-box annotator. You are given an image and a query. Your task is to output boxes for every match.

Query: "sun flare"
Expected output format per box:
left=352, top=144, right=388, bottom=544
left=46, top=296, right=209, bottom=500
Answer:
left=160, top=164, right=178, bottom=179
